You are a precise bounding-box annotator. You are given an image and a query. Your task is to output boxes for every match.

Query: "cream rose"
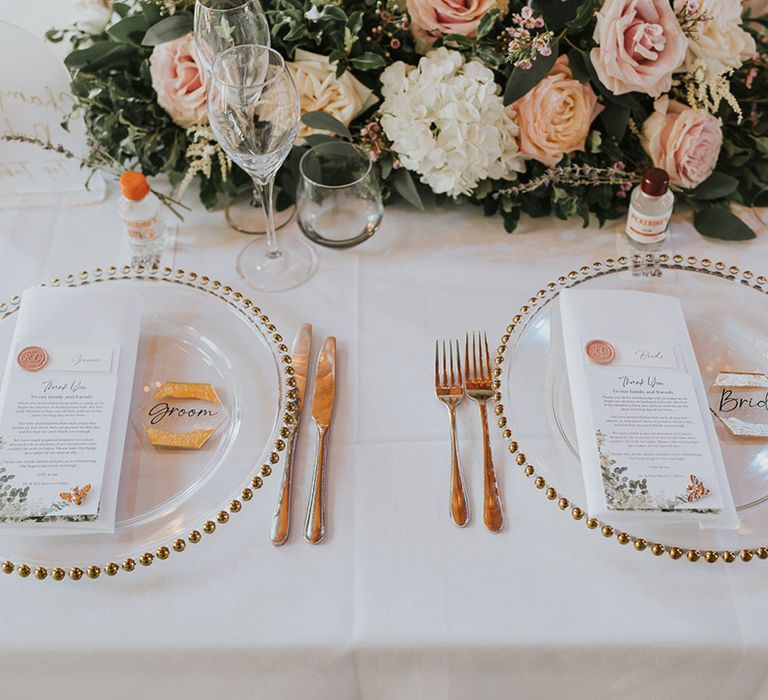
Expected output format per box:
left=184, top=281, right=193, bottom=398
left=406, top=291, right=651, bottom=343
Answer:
left=591, top=0, right=687, bottom=97
left=745, top=0, right=768, bottom=17
left=286, top=50, right=378, bottom=141
left=406, top=0, right=509, bottom=53
left=676, top=0, right=756, bottom=76
left=74, top=0, right=112, bottom=34
left=149, top=33, right=207, bottom=128
left=641, top=97, right=723, bottom=189
left=512, top=55, right=602, bottom=168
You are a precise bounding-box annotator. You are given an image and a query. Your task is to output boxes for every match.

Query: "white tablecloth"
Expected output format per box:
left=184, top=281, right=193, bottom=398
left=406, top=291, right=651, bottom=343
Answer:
left=4, top=7, right=768, bottom=699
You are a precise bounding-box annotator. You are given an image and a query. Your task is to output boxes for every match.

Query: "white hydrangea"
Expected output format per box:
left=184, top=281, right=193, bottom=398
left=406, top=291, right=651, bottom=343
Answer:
left=380, top=47, right=524, bottom=198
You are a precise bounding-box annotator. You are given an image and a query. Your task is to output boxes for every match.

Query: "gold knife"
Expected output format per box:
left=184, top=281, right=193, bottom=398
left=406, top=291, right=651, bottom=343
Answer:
left=304, top=336, right=336, bottom=544
left=270, top=323, right=312, bottom=546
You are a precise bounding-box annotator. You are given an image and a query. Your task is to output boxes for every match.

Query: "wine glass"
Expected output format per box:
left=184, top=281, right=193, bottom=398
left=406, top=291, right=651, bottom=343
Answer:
left=193, top=0, right=270, bottom=74
left=207, top=45, right=317, bottom=292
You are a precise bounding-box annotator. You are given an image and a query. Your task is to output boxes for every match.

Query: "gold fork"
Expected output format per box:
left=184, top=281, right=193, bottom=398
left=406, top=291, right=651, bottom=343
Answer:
left=465, top=332, right=503, bottom=532
left=434, top=339, right=470, bottom=527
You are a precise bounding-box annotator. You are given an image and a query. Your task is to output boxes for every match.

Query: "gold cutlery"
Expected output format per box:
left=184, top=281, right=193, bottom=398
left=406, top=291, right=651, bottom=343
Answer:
left=304, top=336, right=336, bottom=544
left=434, top=339, right=470, bottom=527
left=465, top=332, right=503, bottom=532
left=271, top=323, right=312, bottom=546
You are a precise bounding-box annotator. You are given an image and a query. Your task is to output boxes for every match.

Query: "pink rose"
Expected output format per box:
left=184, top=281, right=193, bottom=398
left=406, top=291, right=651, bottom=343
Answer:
left=149, top=33, right=207, bottom=128
left=590, top=0, right=687, bottom=97
left=406, top=0, right=508, bottom=53
left=512, top=55, right=602, bottom=168
left=640, top=98, right=723, bottom=189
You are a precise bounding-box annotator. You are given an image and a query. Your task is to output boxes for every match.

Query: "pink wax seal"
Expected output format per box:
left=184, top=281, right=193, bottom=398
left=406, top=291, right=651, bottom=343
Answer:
left=17, top=346, right=48, bottom=372
left=584, top=339, right=615, bottom=365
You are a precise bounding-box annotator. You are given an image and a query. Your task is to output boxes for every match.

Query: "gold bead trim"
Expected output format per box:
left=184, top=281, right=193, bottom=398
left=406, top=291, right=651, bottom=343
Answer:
left=0, top=264, right=290, bottom=581
left=492, top=254, right=768, bottom=565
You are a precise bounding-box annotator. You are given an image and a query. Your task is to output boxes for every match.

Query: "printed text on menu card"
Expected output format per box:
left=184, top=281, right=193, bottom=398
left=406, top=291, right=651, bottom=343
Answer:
left=0, top=345, right=120, bottom=522
left=585, top=341, right=724, bottom=512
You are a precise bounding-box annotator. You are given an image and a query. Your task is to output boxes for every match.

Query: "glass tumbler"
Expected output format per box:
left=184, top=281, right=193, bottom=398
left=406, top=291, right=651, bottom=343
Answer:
left=297, top=141, right=383, bottom=248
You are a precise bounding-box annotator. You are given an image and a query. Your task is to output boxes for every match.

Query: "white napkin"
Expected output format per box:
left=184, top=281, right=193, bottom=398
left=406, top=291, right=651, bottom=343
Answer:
left=0, top=286, right=142, bottom=532
left=560, top=288, right=738, bottom=529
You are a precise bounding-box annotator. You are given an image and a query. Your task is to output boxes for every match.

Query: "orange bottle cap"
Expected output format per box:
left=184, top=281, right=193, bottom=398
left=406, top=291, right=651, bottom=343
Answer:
left=119, top=171, right=150, bottom=201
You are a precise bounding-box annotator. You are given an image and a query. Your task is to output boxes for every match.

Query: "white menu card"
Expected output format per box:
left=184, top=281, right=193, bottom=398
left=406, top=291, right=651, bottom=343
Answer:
left=560, top=289, right=738, bottom=528
left=0, top=287, right=141, bottom=532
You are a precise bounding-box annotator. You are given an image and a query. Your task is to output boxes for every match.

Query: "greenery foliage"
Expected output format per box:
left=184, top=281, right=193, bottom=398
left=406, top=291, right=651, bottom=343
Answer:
left=48, top=0, right=768, bottom=239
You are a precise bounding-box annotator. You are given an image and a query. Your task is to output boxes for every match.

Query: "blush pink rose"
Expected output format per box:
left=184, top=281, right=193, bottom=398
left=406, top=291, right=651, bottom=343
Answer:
left=590, top=0, right=687, bottom=97
left=406, top=0, right=508, bottom=53
left=512, top=55, right=602, bottom=168
left=640, top=98, right=723, bottom=189
left=149, top=33, right=207, bottom=128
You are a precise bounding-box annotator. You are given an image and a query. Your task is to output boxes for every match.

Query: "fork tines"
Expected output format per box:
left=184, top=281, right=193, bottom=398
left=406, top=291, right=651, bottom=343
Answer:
left=464, top=331, right=492, bottom=387
left=435, top=339, right=462, bottom=391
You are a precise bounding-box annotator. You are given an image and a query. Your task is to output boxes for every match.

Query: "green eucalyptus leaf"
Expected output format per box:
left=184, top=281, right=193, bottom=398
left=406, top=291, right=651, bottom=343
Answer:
left=476, top=8, right=500, bottom=38
left=752, top=135, right=768, bottom=156
left=142, top=14, right=193, bottom=46
left=107, top=14, right=149, bottom=45
left=599, top=101, right=630, bottom=140
left=141, top=1, right=162, bottom=25
left=503, top=40, right=559, bottom=105
left=392, top=168, right=424, bottom=210
left=567, top=0, right=601, bottom=30
left=693, top=205, right=756, bottom=241
left=320, top=5, right=347, bottom=21
left=567, top=49, right=590, bottom=83
left=531, top=0, right=580, bottom=30
left=64, top=42, right=135, bottom=71
left=691, top=171, right=739, bottom=201
left=349, top=52, right=387, bottom=71
left=440, top=33, right=472, bottom=48
left=113, top=2, right=131, bottom=18
left=380, top=157, right=393, bottom=180
left=301, top=111, right=352, bottom=139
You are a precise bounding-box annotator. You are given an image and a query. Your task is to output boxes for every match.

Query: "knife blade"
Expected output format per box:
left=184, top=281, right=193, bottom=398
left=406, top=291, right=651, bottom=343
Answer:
left=270, top=323, right=312, bottom=546
left=304, top=336, right=336, bottom=544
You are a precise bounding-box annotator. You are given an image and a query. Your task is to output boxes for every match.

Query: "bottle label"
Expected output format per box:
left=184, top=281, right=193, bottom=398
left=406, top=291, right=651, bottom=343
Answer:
left=625, top=204, right=671, bottom=243
left=124, top=216, right=159, bottom=242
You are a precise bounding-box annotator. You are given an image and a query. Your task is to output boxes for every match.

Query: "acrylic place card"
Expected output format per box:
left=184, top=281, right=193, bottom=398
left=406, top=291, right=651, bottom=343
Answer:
left=560, top=289, right=738, bottom=529
left=0, top=287, right=141, bottom=532
left=0, top=21, right=105, bottom=207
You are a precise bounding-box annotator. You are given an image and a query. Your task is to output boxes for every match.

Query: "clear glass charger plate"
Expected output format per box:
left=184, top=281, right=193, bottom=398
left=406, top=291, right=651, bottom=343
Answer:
left=497, top=253, right=768, bottom=565
left=0, top=265, right=292, bottom=581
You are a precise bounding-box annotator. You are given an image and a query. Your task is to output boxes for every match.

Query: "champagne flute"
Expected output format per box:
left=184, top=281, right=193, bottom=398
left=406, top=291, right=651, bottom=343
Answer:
left=195, top=0, right=288, bottom=235
left=193, top=0, right=270, bottom=74
left=207, top=45, right=317, bottom=291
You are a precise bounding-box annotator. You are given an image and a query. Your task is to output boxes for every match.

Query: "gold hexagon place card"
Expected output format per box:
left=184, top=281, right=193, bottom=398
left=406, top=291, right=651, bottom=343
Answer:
left=137, top=382, right=228, bottom=449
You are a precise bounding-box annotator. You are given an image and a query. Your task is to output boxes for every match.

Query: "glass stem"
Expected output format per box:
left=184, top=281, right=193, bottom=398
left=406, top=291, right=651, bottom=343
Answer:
left=253, top=178, right=281, bottom=259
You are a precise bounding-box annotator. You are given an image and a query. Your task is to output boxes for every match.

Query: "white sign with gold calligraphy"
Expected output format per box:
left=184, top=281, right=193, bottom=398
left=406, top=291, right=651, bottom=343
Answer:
left=0, top=21, right=105, bottom=207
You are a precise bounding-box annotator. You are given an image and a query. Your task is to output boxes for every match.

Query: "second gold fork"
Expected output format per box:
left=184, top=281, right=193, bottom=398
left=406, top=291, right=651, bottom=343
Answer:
left=465, top=332, right=503, bottom=533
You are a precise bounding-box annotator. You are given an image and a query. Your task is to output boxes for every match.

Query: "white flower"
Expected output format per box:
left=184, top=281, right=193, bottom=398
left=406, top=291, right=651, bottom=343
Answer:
left=676, top=0, right=756, bottom=76
left=380, top=47, right=524, bottom=198
left=286, top=50, right=379, bottom=142
left=73, top=0, right=112, bottom=35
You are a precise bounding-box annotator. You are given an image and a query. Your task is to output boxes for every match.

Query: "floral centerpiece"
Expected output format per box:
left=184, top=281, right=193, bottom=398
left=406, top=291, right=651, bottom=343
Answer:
left=47, top=0, right=768, bottom=239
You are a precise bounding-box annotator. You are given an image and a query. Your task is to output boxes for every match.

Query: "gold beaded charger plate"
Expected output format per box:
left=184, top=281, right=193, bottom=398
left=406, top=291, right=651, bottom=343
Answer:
left=496, top=254, right=768, bottom=565
left=0, top=265, right=292, bottom=581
